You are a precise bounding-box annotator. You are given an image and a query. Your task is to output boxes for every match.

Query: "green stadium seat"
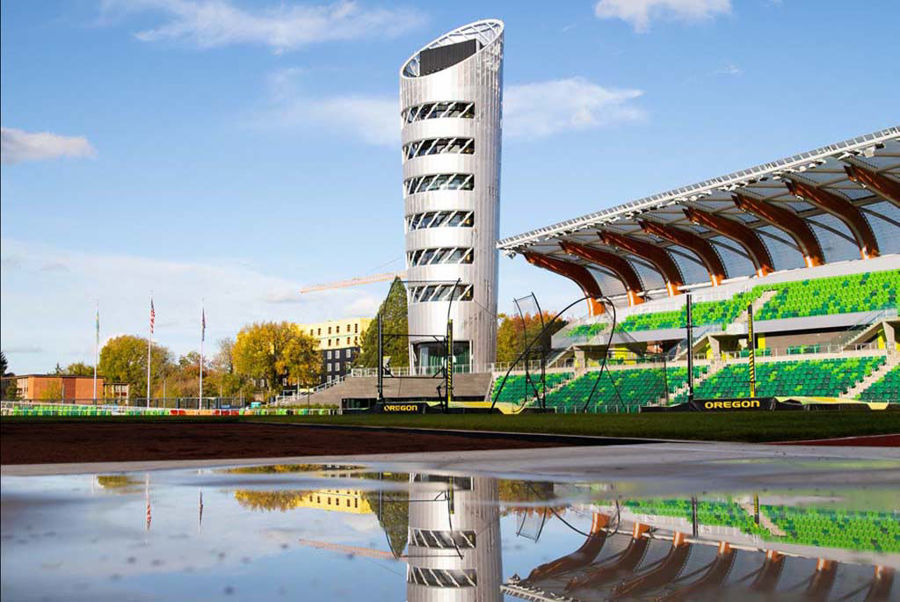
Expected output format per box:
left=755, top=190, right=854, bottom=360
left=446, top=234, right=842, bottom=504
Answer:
left=857, top=365, right=900, bottom=403
left=613, top=269, right=898, bottom=333
left=691, top=356, right=885, bottom=399
left=624, top=498, right=900, bottom=554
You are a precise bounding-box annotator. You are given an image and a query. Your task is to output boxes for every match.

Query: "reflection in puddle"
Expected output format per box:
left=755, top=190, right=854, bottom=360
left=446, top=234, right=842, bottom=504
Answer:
left=1, top=465, right=897, bottom=601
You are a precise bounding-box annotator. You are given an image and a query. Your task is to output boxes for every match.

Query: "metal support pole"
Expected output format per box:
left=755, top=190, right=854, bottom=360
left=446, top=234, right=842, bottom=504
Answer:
left=446, top=319, right=453, bottom=411
left=748, top=302, right=757, bottom=398
left=686, top=292, right=695, bottom=405
left=376, top=314, right=384, bottom=403
left=691, top=496, right=699, bottom=538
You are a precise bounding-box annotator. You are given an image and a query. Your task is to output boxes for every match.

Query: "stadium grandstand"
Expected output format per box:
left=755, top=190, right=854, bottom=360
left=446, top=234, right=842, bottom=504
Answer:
left=289, top=128, right=900, bottom=412
left=504, top=497, right=897, bottom=600
left=493, top=127, right=900, bottom=409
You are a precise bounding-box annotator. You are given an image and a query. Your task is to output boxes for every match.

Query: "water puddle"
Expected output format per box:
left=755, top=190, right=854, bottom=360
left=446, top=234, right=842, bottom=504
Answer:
left=2, top=463, right=897, bottom=600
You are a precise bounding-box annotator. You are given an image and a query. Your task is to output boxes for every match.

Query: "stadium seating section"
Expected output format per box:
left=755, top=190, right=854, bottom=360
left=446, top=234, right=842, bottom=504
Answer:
left=763, top=505, right=900, bottom=554
left=755, top=270, right=899, bottom=321
left=620, top=289, right=764, bottom=333
left=857, top=364, right=900, bottom=402
left=625, top=499, right=766, bottom=537
left=543, top=366, right=707, bottom=412
left=688, top=356, right=885, bottom=399
left=610, top=269, right=898, bottom=333
left=624, top=498, right=900, bottom=553
left=566, top=322, right=608, bottom=339
left=491, top=372, right=573, bottom=403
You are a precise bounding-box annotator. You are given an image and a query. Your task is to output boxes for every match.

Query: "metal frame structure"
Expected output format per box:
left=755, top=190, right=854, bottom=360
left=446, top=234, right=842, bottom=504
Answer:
left=401, top=19, right=504, bottom=372
left=498, top=128, right=900, bottom=305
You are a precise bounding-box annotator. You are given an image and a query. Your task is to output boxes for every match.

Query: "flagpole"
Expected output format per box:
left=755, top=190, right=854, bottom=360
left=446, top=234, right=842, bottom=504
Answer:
left=199, top=304, right=205, bottom=411
left=93, top=301, right=99, bottom=403
left=147, top=294, right=153, bottom=409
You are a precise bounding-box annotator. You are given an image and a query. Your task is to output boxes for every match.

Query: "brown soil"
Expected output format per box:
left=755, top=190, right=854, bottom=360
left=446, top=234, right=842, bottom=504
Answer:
left=0, top=421, right=561, bottom=465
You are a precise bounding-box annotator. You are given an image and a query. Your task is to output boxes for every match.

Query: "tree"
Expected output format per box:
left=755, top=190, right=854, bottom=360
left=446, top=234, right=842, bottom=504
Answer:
left=0, top=351, right=17, bottom=400
left=211, top=337, right=246, bottom=397
left=232, top=322, right=320, bottom=397
left=355, top=277, right=409, bottom=369
left=496, top=311, right=567, bottom=365
left=98, top=335, right=173, bottom=398
left=63, top=362, right=94, bottom=376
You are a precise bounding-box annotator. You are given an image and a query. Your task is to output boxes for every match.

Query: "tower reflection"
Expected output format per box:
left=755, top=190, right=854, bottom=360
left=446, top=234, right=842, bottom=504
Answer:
left=406, top=475, right=502, bottom=602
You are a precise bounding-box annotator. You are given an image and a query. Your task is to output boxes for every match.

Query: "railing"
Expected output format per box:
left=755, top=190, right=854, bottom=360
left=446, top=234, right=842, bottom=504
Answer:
left=830, top=308, right=897, bottom=349
left=719, top=342, right=882, bottom=362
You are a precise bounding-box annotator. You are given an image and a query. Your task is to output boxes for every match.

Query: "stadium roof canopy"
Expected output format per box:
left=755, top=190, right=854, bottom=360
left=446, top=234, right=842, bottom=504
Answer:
left=498, top=127, right=900, bottom=306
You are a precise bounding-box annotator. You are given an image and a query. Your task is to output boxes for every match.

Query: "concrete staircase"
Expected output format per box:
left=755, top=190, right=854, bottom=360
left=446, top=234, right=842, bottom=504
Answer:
left=725, top=289, right=780, bottom=334
left=843, top=353, right=897, bottom=400
left=661, top=362, right=725, bottom=405
left=302, top=372, right=494, bottom=407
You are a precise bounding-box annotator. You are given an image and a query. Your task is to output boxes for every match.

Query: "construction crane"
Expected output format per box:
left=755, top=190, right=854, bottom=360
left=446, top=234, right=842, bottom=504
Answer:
left=299, top=271, right=406, bottom=294
left=296, top=538, right=400, bottom=560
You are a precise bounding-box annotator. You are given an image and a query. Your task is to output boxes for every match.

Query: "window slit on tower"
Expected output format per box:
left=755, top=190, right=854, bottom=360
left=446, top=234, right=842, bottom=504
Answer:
left=401, top=101, right=475, bottom=123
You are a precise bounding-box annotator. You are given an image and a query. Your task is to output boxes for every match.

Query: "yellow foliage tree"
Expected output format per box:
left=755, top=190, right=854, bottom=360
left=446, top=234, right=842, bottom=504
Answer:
left=232, top=321, right=320, bottom=396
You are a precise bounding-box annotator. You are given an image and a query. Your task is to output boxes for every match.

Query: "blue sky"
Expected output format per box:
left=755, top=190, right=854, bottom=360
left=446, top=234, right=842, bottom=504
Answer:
left=2, top=0, right=898, bottom=372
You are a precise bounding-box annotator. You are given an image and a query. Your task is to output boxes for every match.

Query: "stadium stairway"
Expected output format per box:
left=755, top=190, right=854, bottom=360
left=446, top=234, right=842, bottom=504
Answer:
left=731, top=290, right=780, bottom=328
left=847, top=354, right=900, bottom=402
left=665, top=361, right=723, bottom=405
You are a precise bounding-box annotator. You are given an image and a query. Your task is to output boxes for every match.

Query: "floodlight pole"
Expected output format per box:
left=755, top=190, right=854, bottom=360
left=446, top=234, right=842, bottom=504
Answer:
left=686, top=292, right=695, bottom=405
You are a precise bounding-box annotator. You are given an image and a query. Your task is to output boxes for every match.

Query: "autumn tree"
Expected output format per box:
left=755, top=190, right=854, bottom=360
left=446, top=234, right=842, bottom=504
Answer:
left=495, top=311, right=566, bottom=365
left=98, top=335, right=173, bottom=398
left=210, top=337, right=248, bottom=397
left=355, top=277, right=409, bottom=369
left=232, top=322, right=320, bottom=397
left=63, top=362, right=94, bottom=376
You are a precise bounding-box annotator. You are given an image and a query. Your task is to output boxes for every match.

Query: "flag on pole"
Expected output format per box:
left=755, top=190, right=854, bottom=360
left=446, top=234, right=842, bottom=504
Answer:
left=95, top=306, right=100, bottom=342
left=150, top=298, right=156, bottom=335
left=201, top=307, right=206, bottom=342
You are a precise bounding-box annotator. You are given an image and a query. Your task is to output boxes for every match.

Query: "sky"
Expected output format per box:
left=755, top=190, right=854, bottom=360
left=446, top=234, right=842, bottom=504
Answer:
left=2, top=0, right=899, bottom=373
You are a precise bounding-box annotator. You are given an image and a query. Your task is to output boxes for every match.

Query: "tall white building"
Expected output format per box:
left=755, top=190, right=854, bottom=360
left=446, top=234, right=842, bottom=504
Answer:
left=400, top=19, right=504, bottom=372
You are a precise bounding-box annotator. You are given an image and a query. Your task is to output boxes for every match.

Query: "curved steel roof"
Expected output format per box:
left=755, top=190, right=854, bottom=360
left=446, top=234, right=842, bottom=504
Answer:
left=499, top=127, right=900, bottom=301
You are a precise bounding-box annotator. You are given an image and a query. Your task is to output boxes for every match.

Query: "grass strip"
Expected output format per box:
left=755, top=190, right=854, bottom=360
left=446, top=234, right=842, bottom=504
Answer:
left=6, top=411, right=898, bottom=443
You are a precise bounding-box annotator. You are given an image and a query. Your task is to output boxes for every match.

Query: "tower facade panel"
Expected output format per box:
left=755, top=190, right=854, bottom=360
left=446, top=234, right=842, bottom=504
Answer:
left=400, top=20, right=503, bottom=371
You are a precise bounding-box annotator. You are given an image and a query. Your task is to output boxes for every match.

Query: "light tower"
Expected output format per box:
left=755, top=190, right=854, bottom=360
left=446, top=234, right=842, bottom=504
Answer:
left=400, top=19, right=504, bottom=373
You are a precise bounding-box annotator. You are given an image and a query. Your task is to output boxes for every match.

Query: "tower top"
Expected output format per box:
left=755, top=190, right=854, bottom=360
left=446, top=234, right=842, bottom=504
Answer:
left=401, top=19, right=504, bottom=79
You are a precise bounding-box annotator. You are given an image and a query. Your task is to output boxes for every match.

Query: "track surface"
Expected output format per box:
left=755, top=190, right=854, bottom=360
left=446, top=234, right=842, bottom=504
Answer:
left=0, top=421, right=562, bottom=465
left=771, top=433, right=900, bottom=447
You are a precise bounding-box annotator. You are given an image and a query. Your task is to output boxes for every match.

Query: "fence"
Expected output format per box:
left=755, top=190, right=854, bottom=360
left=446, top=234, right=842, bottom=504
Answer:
left=0, top=400, right=340, bottom=417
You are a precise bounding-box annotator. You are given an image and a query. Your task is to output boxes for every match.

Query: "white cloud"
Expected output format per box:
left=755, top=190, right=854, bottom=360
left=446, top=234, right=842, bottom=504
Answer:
left=101, top=0, right=425, bottom=53
left=253, top=68, right=399, bottom=146
left=1, top=127, right=96, bottom=165
left=0, top=239, right=383, bottom=372
left=504, top=78, right=645, bottom=139
left=255, top=72, right=643, bottom=145
left=594, top=0, right=731, bottom=32
left=713, top=62, right=743, bottom=76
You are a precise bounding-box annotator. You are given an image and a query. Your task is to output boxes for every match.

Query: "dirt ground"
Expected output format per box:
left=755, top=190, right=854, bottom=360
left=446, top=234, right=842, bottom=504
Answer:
left=0, top=421, right=561, bottom=465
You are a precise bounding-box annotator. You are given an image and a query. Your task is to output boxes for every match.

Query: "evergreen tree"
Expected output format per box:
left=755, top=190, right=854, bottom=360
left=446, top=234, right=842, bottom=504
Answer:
left=355, top=277, right=409, bottom=369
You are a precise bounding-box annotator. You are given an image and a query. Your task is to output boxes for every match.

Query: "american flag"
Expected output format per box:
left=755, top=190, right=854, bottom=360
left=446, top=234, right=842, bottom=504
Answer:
left=201, top=307, right=206, bottom=342
left=150, top=298, right=155, bottom=335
